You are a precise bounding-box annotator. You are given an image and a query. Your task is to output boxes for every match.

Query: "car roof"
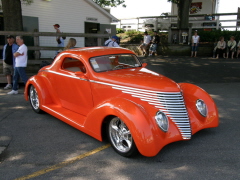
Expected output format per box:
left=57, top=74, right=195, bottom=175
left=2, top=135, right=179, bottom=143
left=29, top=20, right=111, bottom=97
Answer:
left=62, top=47, right=135, bottom=59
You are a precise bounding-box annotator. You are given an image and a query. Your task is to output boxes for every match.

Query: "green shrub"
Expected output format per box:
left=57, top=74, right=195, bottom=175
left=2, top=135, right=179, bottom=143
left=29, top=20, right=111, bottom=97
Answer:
left=129, top=34, right=143, bottom=43
left=198, top=30, right=240, bottom=42
left=125, top=30, right=141, bottom=37
left=116, top=28, right=125, bottom=34
left=121, top=35, right=128, bottom=40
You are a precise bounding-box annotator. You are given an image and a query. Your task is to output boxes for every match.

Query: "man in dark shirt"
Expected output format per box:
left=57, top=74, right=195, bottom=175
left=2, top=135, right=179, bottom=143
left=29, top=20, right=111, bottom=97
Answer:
left=149, top=31, right=160, bottom=56
left=2, top=35, right=19, bottom=89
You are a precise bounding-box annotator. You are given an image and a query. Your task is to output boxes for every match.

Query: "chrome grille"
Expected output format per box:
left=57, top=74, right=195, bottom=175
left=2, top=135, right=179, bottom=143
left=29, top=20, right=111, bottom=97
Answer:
left=112, top=85, right=192, bottom=139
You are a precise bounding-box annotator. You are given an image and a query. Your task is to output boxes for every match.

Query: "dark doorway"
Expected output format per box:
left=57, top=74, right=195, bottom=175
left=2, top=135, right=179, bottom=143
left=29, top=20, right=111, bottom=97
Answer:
left=85, top=22, right=100, bottom=47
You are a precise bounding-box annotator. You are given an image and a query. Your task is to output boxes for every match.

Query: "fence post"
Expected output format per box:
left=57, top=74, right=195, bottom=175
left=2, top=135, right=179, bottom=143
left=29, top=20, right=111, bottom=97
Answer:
left=137, top=18, right=139, bottom=31
left=33, top=31, right=40, bottom=60
left=155, top=18, right=158, bottom=31
left=216, top=19, right=220, bottom=30
left=97, top=37, right=102, bottom=46
left=168, top=27, right=172, bottom=44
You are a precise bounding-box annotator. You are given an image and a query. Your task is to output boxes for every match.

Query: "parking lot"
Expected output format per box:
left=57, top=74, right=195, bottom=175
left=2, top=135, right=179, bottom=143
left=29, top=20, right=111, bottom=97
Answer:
left=0, top=56, right=240, bottom=180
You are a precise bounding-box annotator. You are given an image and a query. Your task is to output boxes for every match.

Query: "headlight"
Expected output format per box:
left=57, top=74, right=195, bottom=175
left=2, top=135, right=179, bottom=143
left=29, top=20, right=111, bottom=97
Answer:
left=196, top=99, right=207, bottom=117
left=155, top=111, right=169, bottom=132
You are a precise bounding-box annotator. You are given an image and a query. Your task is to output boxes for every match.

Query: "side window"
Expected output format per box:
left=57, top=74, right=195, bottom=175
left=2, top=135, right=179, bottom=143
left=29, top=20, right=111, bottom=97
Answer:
left=62, top=58, right=86, bottom=73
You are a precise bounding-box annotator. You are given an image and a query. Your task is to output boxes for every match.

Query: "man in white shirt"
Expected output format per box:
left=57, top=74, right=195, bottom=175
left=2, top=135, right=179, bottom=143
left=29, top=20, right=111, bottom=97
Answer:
left=104, top=36, right=120, bottom=47
left=8, top=36, right=28, bottom=95
left=139, top=31, right=151, bottom=56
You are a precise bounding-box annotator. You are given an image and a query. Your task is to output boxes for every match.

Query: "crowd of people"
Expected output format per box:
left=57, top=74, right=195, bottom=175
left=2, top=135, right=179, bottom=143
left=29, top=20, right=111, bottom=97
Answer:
left=3, top=35, right=28, bottom=94
left=2, top=25, right=240, bottom=93
left=139, top=31, right=160, bottom=56
left=1, top=23, right=122, bottom=94
left=190, top=30, right=240, bottom=59
left=214, top=36, right=240, bottom=59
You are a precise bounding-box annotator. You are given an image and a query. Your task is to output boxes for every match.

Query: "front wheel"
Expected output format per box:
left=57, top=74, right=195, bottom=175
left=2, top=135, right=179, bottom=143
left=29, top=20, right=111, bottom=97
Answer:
left=29, top=85, right=42, bottom=114
left=108, top=117, right=138, bottom=157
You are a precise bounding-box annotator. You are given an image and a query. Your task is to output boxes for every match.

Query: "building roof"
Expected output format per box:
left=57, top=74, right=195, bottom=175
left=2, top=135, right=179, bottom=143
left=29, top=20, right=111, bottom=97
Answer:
left=84, top=0, right=119, bottom=22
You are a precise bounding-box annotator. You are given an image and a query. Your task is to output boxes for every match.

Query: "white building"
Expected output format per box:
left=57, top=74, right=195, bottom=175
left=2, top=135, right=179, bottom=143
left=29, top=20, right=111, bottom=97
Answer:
left=11, top=0, right=118, bottom=58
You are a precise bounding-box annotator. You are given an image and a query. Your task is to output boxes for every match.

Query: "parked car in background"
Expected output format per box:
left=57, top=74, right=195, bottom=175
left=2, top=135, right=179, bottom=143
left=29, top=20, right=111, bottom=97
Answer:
left=25, top=47, right=219, bottom=157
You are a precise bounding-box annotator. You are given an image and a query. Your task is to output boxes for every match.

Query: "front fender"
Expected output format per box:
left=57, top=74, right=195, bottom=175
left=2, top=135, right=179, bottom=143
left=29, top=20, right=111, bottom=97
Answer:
left=84, top=97, right=163, bottom=157
left=179, top=83, right=219, bottom=134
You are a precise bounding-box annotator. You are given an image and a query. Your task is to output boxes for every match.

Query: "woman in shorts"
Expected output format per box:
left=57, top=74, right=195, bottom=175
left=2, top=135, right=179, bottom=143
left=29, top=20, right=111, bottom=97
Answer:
left=191, top=31, right=200, bottom=57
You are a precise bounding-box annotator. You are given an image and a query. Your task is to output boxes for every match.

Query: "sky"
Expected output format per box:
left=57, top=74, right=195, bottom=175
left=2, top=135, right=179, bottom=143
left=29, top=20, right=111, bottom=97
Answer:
left=111, top=0, right=240, bottom=19
left=111, top=0, right=171, bottom=19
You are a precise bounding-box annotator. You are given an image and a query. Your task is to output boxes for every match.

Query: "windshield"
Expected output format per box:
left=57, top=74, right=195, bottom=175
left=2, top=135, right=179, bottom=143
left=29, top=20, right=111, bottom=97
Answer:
left=89, top=54, right=142, bottom=72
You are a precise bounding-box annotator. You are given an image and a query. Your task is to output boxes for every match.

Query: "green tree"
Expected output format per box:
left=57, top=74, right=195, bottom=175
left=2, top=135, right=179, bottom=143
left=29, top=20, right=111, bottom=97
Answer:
left=93, top=0, right=126, bottom=7
left=168, top=0, right=192, bottom=30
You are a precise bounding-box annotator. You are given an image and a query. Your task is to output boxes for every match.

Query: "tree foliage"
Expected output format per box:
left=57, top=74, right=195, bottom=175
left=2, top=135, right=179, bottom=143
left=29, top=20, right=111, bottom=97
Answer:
left=93, top=0, right=126, bottom=7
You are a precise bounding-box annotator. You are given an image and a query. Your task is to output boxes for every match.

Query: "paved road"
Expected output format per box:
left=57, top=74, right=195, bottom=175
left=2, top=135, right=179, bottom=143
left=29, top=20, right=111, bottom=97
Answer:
left=0, top=56, right=240, bottom=180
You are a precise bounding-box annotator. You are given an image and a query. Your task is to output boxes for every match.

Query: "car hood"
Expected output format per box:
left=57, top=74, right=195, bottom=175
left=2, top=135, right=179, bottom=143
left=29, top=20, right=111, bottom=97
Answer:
left=93, top=68, right=181, bottom=92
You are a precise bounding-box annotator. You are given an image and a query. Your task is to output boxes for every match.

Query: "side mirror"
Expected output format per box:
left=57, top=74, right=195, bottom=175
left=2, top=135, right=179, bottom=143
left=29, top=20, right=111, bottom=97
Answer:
left=74, top=71, right=87, bottom=79
left=142, top=63, right=147, bottom=68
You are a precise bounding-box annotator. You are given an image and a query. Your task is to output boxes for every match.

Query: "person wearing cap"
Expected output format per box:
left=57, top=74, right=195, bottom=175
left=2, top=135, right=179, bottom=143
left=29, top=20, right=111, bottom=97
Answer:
left=139, top=31, right=151, bottom=56
left=104, top=36, right=120, bottom=47
left=149, top=31, right=160, bottom=56
left=2, top=35, right=19, bottom=90
left=53, top=24, right=64, bottom=48
left=8, top=36, right=28, bottom=95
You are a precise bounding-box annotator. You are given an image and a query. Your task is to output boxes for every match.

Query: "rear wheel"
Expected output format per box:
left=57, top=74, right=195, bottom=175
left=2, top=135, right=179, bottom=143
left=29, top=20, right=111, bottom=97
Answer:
left=108, top=117, right=138, bottom=157
left=29, top=85, right=42, bottom=114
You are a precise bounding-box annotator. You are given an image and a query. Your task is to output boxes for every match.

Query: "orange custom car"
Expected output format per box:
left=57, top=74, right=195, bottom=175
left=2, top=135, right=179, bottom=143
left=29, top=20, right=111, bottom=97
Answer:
left=24, top=47, right=219, bottom=157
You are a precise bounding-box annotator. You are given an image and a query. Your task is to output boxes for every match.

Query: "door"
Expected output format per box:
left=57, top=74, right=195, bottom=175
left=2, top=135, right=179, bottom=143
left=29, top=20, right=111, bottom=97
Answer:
left=84, top=22, right=100, bottom=47
left=50, top=57, right=93, bottom=116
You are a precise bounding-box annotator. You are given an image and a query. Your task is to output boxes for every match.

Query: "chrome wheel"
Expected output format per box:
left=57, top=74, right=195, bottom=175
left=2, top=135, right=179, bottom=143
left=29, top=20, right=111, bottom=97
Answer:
left=108, top=117, right=137, bottom=157
left=29, top=85, right=42, bottom=113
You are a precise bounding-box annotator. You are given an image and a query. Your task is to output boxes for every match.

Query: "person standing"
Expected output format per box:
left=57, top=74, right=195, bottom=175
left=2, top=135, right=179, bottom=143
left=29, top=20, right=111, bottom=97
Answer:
left=8, top=36, right=28, bottom=95
left=53, top=24, right=64, bottom=47
left=215, top=36, right=226, bottom=59
left=2, top=35, right=19, bottom=89
left=64, top=38, right=77, bottom=50
left=236, top=40, right=240, bottom=59
left=139, top=32, right=151, bottom=56
left=191, top=31, right=200, bottom=57
left=226, top=36, right=236, bottom=59
left=149, top=31, right=160, bottom=56
left=104, top=36, right=120, bottom=47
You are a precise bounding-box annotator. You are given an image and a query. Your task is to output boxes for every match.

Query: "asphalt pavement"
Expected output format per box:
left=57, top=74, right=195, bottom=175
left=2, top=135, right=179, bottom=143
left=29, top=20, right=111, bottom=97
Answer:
left=0, top=55, right=240, bottom=180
